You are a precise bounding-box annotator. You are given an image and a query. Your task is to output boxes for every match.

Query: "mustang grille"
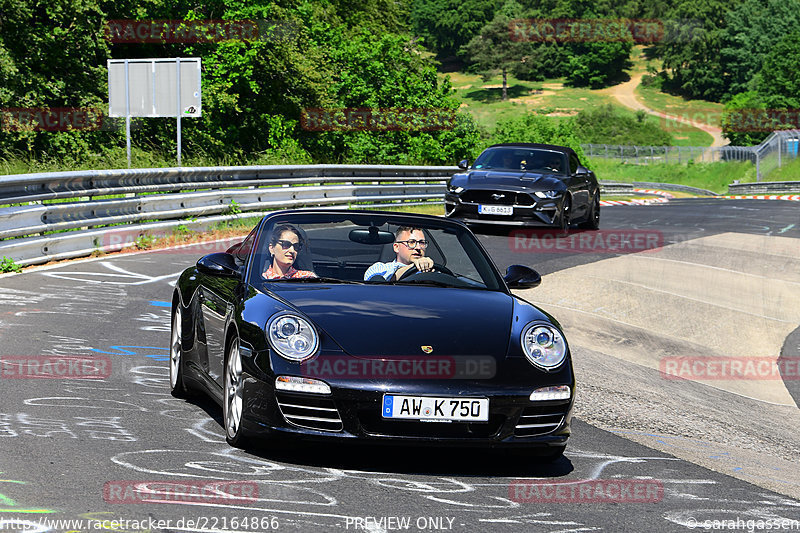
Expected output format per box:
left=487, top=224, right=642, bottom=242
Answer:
left=514, top=405, right=567, bottom=437
left=460, top=190, right=535, bottom=206
left=276, top=392, right=343, bottom=432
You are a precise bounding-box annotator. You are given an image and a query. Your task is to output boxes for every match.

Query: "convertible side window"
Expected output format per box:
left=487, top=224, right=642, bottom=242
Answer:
left=569, top=154, right=579, bottom=174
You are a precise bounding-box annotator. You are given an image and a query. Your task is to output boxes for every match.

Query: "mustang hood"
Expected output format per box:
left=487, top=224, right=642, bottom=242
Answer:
left=271, top=285, right=513, bottom=358
left=451, top=170, right=563, bottom=192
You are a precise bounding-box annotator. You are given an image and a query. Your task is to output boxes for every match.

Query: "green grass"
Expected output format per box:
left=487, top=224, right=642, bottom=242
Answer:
left=635, top=84, right=719, bottom=146
left=0, top=142, right=312, bottom=176
left=588, top=158, right=758, bottom=194
left=444, top=70, right=714, bottom=146
left=763, top=155, right=800, bottom=181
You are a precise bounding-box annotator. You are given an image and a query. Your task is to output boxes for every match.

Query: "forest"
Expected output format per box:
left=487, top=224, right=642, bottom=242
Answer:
left=1, top=0, right=799, bottom=167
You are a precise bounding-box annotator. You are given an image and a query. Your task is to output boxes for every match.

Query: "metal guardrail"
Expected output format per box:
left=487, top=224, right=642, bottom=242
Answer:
left=727, top=181, right=800, bottom=195
left=0, top=165, right=456, bottom=266
left=3, top=163, right=793, bottom=268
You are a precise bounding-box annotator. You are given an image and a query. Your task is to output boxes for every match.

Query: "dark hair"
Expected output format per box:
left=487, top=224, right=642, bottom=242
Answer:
left=270, top=224, right=304, bottom=247
left=395, top=226, right=423, bottom=240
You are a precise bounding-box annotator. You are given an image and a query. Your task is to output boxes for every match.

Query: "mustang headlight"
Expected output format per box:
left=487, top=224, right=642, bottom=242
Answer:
left=521, top=323, right=567, bottom=369
left=267, top=312, right=319, bottom=362
left=534, top=190, right=562, bottom=199
left=448, top=186, right=464, bottom=194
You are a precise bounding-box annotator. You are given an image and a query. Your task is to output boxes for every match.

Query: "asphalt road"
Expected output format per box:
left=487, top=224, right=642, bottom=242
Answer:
left=0, top=199, right=798, bottom=533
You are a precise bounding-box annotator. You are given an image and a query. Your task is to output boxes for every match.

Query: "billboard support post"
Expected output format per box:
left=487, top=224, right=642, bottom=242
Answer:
left=176, top=58, right=182, bottom=167
left=124, top=59, right=131, bottom=168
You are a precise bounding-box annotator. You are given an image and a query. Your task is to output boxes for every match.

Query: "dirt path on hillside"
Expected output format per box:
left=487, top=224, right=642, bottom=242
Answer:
left=602, top=73, right=728, bottom=147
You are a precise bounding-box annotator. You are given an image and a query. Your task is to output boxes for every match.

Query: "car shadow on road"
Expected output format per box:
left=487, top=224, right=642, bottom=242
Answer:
left=243, top=440, right=574, bottom=478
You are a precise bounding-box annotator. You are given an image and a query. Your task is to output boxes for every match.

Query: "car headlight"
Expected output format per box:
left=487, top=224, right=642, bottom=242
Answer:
left=449, top=186, right=464, bottom=194
left=534, top=190, right=562, bottom=199
left=266, top=312, right=319, bottom=362
left=521, top=323, right=567, bottom=369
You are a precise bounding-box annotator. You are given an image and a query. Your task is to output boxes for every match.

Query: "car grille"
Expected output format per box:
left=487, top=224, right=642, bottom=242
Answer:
left=461, top=190, right=535, bottom=206
left=514, top=404, right=567, bottom=437
left=276, top=392, right=343, bottom=432
left=358, top=411, right=505, bottom=439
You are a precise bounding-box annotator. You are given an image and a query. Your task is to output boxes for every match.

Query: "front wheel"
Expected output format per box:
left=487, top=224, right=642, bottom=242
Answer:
left=579, top=194, right=600, bottom=230
left=557, top=197, right=572, bottom=235
left=169, top=305, right=189, bottom=398
left=224, top=338, right=249, bottom=448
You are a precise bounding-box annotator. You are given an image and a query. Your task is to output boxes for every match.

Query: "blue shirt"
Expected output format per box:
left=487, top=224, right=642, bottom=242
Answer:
left=363, top=260, right=405, bottom=281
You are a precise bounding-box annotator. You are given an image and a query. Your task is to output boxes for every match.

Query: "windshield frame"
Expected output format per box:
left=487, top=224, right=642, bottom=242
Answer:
left=244, top=210, right=508, bottom=293
left=472, top=147, right=569, bottom=174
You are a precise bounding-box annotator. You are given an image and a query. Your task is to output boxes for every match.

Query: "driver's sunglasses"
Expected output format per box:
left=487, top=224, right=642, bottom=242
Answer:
left=397, top=239, right=428, bottom=249
left=275, top=239, right=303, bottom=251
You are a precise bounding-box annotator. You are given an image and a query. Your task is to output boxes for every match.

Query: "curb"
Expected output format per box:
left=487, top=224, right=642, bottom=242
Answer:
left=600, top=188, right=674, bottom=206
left=720, top=194, right=800, bottom=201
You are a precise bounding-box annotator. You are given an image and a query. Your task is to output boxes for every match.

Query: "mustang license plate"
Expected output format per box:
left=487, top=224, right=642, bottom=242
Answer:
left=382, top=395, right=489, bottom=422
left=478, top=204, right=513, bottom=215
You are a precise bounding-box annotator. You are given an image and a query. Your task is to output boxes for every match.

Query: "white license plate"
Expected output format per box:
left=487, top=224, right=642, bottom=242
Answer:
left=382, top=395, right=489, bottom=422
left=479, top=204, right=513, bottom=215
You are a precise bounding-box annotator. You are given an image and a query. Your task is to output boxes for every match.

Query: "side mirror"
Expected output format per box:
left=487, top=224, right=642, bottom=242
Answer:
left=197, top=253, right=241, bottom=277
left=575, top=166, right=590, bottom=177
left=504, top=265, right=541, bottom=289
left=458, top=159, right=469, bottom=170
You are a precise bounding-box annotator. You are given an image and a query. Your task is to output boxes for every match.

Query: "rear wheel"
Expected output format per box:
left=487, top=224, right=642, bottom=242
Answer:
left=169, top=305, right=188, bottom=398
left=224, top=338, right=249, bottom=448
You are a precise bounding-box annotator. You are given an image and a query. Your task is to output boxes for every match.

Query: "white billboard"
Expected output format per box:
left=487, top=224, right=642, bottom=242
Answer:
left=108, top=58, right=201, bottom=117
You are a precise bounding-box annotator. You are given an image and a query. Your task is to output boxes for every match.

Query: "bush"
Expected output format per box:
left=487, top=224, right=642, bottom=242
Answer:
left=573, top=105, right=673, bottom=146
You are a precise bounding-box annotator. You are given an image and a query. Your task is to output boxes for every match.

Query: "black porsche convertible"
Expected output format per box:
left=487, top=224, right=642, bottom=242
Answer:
left=445, top=143, right=601, bottom=230
left=169, top=209, right=574, bottom=457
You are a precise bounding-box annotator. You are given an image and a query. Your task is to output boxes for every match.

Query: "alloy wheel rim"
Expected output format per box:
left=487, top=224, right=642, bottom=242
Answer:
left=225, top=343, right=243, bottom=438
left=169, top=307, right=181, bottom=389
left=594, top=196, right=600, bottom=224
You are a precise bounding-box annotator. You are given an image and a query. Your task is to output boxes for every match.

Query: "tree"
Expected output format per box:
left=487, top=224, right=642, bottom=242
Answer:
left=566, top=41, right=632, bottom=88
left=721, top=91, right=769, bottom=145
left=411, top=0, right=500, bottom=58
left=719, top=0, right=800, bottom=99
left=461, top=15, right=529, bottom=100
left=653, top=0, right=733, bottom=101
left=756, top=31, right=800, bottom=111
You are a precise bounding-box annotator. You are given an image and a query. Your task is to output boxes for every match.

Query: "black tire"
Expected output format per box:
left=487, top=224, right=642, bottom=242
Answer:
left=223, top=337, right=250, bottom=448
left=169, top=304, right=189, bottom=398
left=579, top=194, right=600, bottom=230
left=557, top=197, right=572, bottom=236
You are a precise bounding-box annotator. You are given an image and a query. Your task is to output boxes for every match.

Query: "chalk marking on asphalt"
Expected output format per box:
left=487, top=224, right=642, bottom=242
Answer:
left=779, top=223, right=796, bottom=234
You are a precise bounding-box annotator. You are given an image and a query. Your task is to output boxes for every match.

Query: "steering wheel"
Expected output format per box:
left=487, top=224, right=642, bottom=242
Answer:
left=397, top=262, right=455, bottom=281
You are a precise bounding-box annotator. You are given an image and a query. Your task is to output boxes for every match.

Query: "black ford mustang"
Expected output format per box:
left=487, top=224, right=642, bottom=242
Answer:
left=170, top=209, right=574, bottom=457
left=445, top=143, right=600, bottom=230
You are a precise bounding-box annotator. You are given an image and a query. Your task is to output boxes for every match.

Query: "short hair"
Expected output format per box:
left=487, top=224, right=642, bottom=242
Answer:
left=270, top=224, right=304, bottom=247
left=395, top=226, right=423, bottom=240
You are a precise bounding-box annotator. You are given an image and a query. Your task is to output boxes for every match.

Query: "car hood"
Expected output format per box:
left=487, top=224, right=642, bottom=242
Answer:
left=270, top=284, right=513, bottom=358
left=451, top=170, right=564, bottom=192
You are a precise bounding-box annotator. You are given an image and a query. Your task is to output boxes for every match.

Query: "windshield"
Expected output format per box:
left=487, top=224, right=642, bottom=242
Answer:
left=247, top=212, right=504, bottom=291
left=472, top=147, right=568, bottom=174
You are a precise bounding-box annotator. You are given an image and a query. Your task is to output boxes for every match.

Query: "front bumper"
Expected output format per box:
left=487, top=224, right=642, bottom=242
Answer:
left=445, top=192, right=561, bottom=227
left=239, top=373, right=574, bottom=448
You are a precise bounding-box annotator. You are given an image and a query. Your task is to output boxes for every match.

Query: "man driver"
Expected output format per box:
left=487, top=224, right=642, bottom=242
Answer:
left=363, top=226, right=434, bottom=281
